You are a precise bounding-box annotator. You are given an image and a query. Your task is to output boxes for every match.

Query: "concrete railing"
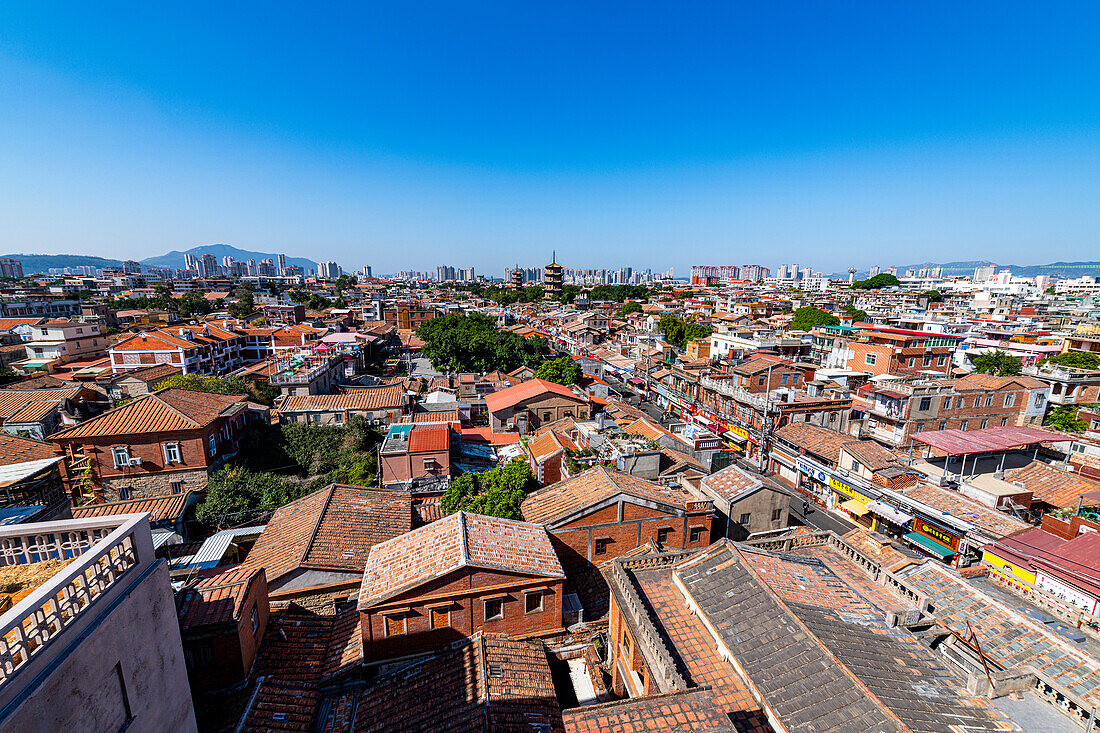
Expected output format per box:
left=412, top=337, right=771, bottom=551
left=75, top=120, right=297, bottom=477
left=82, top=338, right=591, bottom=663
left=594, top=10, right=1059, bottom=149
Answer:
left=698, top=377, right=768, bottom=410
left=0, top=514, right=154, bottom=707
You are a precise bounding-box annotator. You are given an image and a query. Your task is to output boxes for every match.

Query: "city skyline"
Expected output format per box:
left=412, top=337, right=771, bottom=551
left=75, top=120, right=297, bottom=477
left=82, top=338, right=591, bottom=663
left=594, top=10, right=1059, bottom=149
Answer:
left=3, top=3, right=1099, bottom=273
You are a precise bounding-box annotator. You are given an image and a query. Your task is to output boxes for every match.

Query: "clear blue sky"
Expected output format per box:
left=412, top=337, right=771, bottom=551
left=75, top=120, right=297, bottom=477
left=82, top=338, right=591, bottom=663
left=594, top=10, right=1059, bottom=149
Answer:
left=2, top=2, right=1099, bottom=275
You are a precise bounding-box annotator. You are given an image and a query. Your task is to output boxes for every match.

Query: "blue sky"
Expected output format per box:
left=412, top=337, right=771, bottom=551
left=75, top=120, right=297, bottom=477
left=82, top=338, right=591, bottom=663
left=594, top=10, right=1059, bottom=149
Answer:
left=1, top=2, right=1098, bottom=275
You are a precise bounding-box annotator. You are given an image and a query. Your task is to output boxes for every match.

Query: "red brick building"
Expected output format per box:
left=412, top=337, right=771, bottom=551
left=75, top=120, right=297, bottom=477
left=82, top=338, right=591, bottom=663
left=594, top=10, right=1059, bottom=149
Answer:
left=484, top=378, right=590, bottom=435
left=49, top=387, right=263, bottom=502
left=520, top=466, right=715, bottom=568
left=380, top=424, right=453, bottom=489
left=357, top=511, right=565, bottom=664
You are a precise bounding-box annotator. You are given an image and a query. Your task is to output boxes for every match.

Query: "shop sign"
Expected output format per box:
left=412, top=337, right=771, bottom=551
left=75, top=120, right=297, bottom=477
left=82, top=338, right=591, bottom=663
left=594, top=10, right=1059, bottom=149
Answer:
left=917, top=521, right=959, bottom=551
left=797, top=458, right=830, bottom=484
left=828, top=477, right=872, bottom=504
left=728, top=424, right=750, bottom=440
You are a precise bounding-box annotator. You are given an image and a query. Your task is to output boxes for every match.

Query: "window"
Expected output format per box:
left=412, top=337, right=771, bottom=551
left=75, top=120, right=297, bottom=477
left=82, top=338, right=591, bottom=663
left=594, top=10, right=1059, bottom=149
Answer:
left=829, top=412, right=837, bottom=423
left=914, top=423, right=924, bottom=433
left=942, top=397, right=952, bottom=410
left=758, top=375, right=766, bottom=385
left=484, top=598, right=504, bottom=621
left=792, top=374, right=799, bottom=384
left=423, top=457, right=437, bottom=471
left=1034, top=393, right=1045, bottom=407
left=908, top=357, right=916, bottom=367
left=163, top=443, right=181, bottom=464
left=960, top=420, right=968, bottom=430
left=865, top=354, right=877, bottom=365
left=112, top=447, right=130, bottom=468
left=980, top=419, right=988, bottom=429
left=771, top=508, right=782, bottom=521
left=1001, top=417, right=1009, bottom=427
left=250, top=606, right=259, bottom=635
left=594, top=538, right=609, bottom=556
left=333, top=413, right=344, bottom=424
left=543, top=412, right=552, bottom=421
left=918, top=397, right=931, bottom=411
left=383, top=613, right=406, bottom=637
left=850, top=460, right=862, bottom=473
left=185, top=644, right=213, bottom=670
left=739, top=513, right=751, bottom=526
left=170, top=481, right=183, bottom=495
left=430, top=607, right=450, bottom=629
left=656, top=527, right=671, bottom=544
left=118, top=486, right=131, bottom=500
left=208, top=435, right=217, bottom=456
left=689, top=526, right=705, bottom=542
left=1004, top=393, right=1016, bottom=408
left=985, top=395, right=994, bottom=407
left=525, top=591, right=544, bottom=614
left=923, top=355, right=932, bottom=367
left=939, top=421, right=947, bottom=430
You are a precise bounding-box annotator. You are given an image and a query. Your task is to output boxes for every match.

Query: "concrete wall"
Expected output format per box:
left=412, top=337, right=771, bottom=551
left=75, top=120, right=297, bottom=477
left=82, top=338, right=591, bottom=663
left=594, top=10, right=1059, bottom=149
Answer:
left=2, top=561, right=196, bottom=733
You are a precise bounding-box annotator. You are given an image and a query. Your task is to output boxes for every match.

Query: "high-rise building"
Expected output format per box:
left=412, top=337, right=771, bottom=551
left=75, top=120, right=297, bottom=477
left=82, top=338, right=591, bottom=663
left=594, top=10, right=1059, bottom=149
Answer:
left=122, top=260, right=141, bottom=274
left=183, top=253, right=200, bottom=272
left=361, top=265, right=372, bottom=278
left=868, top=265, right=881, bottom=277
left=0, top=257, right=25, bottom=278
left=930, top=266, right=943, bottom=278
left=741, top=264, right=769, bottom=281
left=201, top=253, right=218, bottom=278
left=318, top=261, right=342, bottom=279
left=974, top=264, right=996, bottom=282
left=258, top=259, right=276, bottom=276
left=543, top=252, right=563, bottom=299
left=247, top=259, right=257, bottom=276
left=887, top=265, right=897, bottom=276
left=277, top=253, right=287, bottom=275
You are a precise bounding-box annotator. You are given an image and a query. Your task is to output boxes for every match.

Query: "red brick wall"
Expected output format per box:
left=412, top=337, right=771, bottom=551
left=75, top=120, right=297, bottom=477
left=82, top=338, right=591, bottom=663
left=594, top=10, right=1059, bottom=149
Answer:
left=361, top=568, right=563, bottom=663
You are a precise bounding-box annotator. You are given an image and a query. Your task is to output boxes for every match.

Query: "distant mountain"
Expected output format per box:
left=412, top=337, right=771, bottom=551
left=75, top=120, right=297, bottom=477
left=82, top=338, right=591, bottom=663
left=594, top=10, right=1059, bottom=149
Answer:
left=1, top=253, right=123, bottom=275
left=898, top=260, right=1100, bottom=279
left=139, top=244, right=317, bottom=271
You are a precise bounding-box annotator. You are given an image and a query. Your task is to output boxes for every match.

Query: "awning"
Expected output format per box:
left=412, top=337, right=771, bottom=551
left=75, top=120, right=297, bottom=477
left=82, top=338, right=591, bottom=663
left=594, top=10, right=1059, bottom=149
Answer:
left=840, top=499, right=870, bottom=516
left=866, top=500, right=914, bottom=526
left=723, top=431, right=748, bottom=444
left=904, top=531, right=955, bottom=560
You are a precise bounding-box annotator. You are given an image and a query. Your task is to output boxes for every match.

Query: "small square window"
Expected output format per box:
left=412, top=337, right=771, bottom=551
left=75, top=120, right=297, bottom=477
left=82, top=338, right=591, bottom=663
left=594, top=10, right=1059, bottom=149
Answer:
left=864, top=354, right=876, bottom=365
left=525, top=592, right=543, bottom=614
left=985, top=395, right=994, bottom=407
left=430, top=607, right=450, bottom=629
left=656, top=527, right=671, bottom=544
left=484, top=598, right=504, bottom=621
left=112, top=447, right=129, bottom=468
left=170, top=481, right=183, bottom=495
left=772, top=509, right=782, bottom=521
left=594, top=538, right=609, bottom=556
left=980, top=419, right=988, bottom=429
left=739, top=513, right=751, bottom=526
left=960, top=420, right=968, bottom=430
left=1001, top=417, right=1009, bottom=427
left=163, top=443, right=181, bottom=464
left=250, top=606, right=259, bottom=635
left=384, top=613, right=406, bottom=637
left=689, top=526, right=705, bottom=543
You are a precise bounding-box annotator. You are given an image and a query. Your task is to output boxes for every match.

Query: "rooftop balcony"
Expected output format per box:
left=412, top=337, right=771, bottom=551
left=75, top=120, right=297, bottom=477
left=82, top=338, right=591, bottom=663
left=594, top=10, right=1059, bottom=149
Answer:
left=698, top=376, right=768, bottom=410
left=0, top=513, right=154, bottom=711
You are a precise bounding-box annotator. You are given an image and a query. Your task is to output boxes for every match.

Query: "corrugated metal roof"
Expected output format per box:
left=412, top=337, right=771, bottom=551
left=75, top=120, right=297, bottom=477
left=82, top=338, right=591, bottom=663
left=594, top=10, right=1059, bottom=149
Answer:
left=911, top=426, right=1058, bottom=455
left=187, top=525, right=267, bottom=570
left=0, top=456, right=63, bottom=488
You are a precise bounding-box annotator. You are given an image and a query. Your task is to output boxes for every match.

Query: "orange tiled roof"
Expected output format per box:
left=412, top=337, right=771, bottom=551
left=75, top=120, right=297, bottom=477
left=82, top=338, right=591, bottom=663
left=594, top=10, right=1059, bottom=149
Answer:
left=0, top=433, right=58, bottom=465
left=358, top=512, right=563, bottom=608
left=1004, top=461, right=1100, bottom=510
left=483, top=378, right=585, bottom=413
left=0, top=387, right=84, bottom=422
left=3, top=399, right=62, bottom=425
left=564, top=688, right=733, bottom=733
left=72, top=491, right=195, bottom=522
left=52, top=387, right=246, bottom=440
left=521, top=466, right=704, bottom=526
left=276, top=385, right=407, bottom=413
left=178, top=566, right=265, bottom=630
left=700, top=463, right=762, bottom=502
left=243, top=484, right=412, bottom=584
left=406, top=424, right=449, bottom=452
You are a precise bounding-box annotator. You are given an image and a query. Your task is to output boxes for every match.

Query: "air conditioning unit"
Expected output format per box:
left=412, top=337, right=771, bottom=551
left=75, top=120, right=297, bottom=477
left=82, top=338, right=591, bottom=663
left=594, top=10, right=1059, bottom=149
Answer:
left=128, top=457, right=143, bottom=466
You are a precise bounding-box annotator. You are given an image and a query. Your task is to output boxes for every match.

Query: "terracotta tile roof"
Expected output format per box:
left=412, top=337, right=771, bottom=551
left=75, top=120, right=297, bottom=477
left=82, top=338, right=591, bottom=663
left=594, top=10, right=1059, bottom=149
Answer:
left=838, top=529, right=920, bottom=573
left=72, top=491, right=195, bottom=522
left=406, top=424, right=449, bottom=452
left=622, top=417, right=676, bottom=443
left=178, top=566, right=265, bottom=630
left=839, top=440, right=902, bottom=472
left=114, top=362, right=182, bottom=384
left=526, top=429, right=573, bottom=463
left=358, top=512, right=563, bottom=608
left=903, top=483, right=1030, bottom=539
left=1004, top=461, right=1100, bottom=510
left=395, top=409, right=459, bottom=425
left=243, top=484, right=412, bottom=584
left=51, top=387, right=246, bottom=440
left=0, top=433, right=58, bottom=465
left=563, top=688, right=734, bottom=733
left=322, top=608, right=362, bottom=683
left=112, top=329, right=197, bottom=350
left=0, top=317, right=44, bottom=332
left=958, top=372, right=1048, bottom=391
left=483, top=378, right=585, bottom=413
left=773, top=422, right=853, bottom=463
left=521, top=466, right=706, bottom=526
left=3, top=399, right=61, bottom=424
left=458, top=426, right=523, bottom=446
left=411, top=497, right=442, bottom=526
left=0, top=387, right=84, bottom=422
left=317, top=632, right=562, bottom=733
left=276, top=385, right=407, bottom=413
left=700, top=464, right=763, bottom=502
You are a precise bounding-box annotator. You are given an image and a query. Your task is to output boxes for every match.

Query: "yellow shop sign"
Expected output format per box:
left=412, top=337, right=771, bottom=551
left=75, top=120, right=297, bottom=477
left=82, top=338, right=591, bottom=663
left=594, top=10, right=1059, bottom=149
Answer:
left=829, top=477, right=871, bottom=503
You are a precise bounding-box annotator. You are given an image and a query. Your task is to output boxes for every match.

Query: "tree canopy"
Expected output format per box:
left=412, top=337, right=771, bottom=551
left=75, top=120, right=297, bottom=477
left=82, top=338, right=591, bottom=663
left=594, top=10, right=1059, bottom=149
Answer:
left=658, top=314, right=713, bottom=350
left=534, top=356, right=581, bottom=385
left=924, top=290, right=944, bottom=303
left=1041, top=351, right=1100, bottom=370
left=844, top=304, right=867, bottom=323
left=616, top=301, right=643, bottom=317
left=1044, top=405, right=1088, bottom=433
left=227, top=285, right=256, bottom=319
left=851, top=273, right=901, bottom=289
left=968, top=350, right=1022, bottom=376
left=154, top=372, right=279, bottom=405
left=196, top=466, right=307, bottom=530
left=416, top=312, right=545, bottom=373
left=790, top=306, right=840, bottom=331
left=439, top=460, right=538, bottom=520
left=589, top=284, right=650, bottom=302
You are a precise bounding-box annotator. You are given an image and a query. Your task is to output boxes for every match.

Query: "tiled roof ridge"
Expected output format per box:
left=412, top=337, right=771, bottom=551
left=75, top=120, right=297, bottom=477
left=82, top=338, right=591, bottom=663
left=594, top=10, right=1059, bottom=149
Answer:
left=144, top=388, right=204, bottom=428
left=723, top=546, right=916, bottom=733
left=299, top=483, right=339, bottom=568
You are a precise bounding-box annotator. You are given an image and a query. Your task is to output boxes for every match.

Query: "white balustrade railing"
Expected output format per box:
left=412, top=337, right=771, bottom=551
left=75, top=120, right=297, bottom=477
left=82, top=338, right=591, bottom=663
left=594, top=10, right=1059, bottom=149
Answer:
left=0, top=514, right=153, bottom=700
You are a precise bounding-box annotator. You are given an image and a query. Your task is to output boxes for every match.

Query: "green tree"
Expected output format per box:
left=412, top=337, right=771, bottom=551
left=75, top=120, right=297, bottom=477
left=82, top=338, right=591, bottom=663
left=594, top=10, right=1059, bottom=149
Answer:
left=439, top=460, right=537, bottom=520
left=1045, top=405, right=1088, bottom=433
left=417, top=312, right=544, bottom=373
left=1041, top=351, right=1100, bottom=370
left=534, top=357, right=581, bottom=385
left=657, top=314, right=713, bottom=350
left=851, top=273, right=901, bottom=289
left=844, top=304, right=867, bottom=323
left=790, top=306, right=840, bottom=331
left=154, top=373, right=279, bottom=406
left=969, top=350, right=1023, bottom=376
left=924, top=290, right=944, bottom=303
left=589, top=284, right=650, bottom=302
left=287, top=288, right=310, bottom=304
left=196, top=466, right=307, bottom=529
left=227, top=285, right=256, bottom=319
left=616, top=301, right=643, bottom=317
